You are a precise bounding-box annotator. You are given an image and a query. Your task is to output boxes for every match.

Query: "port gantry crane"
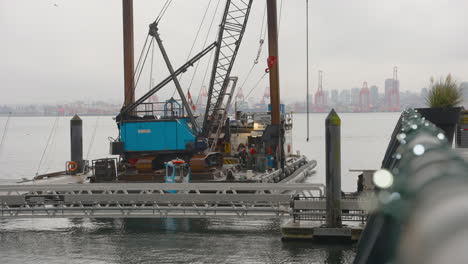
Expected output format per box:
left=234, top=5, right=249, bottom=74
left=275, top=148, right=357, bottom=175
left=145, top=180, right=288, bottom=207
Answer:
left=112, top=0, right=254, bottom=172
left=314, top=70, right=326, bottom=112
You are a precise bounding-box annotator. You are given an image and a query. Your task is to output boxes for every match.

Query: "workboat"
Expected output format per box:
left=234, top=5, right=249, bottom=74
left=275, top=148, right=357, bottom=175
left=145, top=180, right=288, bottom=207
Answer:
left=27, top=0, right=316, bottom=185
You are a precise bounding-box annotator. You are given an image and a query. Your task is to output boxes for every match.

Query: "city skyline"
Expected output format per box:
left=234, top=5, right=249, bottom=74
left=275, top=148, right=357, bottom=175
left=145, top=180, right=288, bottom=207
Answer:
left=2, top=1, right=468, bottom=105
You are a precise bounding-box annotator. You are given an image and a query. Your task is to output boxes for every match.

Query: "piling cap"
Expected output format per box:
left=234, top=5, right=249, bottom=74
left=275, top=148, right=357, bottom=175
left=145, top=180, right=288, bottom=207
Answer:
left=71, top=114, right=82, bottom=121
left=325, top=109, right=341, bottom=126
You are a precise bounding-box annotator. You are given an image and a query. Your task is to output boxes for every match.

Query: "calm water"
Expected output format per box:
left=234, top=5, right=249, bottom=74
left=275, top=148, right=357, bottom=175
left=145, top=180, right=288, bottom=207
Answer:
left=0, top=113, right=399, bottom=264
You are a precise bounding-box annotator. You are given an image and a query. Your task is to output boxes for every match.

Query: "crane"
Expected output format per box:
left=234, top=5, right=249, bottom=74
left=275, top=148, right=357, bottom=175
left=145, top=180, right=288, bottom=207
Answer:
left=202, top=0, right=254, bottom=140
left=359, top=82, right=370, bottom=112
left=314, top=70, right=326, bottom=112
left=111, top=0, right=254, bottom=172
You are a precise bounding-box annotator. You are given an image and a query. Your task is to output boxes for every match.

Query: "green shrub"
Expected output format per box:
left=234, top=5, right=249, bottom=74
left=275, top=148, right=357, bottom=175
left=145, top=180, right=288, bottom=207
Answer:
left=426, top=74, right=463, bottom=108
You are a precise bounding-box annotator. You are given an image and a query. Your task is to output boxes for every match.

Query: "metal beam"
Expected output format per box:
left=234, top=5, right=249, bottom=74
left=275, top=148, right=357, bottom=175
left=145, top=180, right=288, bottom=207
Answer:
left=119, top=42, right=217, bottom=118
left=150, top=23, right=199, bottom=132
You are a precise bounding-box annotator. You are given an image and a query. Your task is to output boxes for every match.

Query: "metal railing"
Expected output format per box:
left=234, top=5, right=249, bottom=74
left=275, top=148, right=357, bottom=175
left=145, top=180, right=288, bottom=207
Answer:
left=354, top=108, right=468, bottom=264
left=0, top=183, right=324, bottom=219
left=292, top=195, right=368, bottom=223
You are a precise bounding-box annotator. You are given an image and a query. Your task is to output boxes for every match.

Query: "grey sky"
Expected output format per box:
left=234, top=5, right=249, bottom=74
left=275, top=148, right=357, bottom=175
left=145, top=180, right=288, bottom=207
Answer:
left=1, top=0, right=468, bottom=105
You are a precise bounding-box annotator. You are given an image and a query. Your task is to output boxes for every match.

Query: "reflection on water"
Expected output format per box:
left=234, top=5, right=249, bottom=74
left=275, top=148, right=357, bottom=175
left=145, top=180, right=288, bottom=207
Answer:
left=0, top=218, right=356, bottom=264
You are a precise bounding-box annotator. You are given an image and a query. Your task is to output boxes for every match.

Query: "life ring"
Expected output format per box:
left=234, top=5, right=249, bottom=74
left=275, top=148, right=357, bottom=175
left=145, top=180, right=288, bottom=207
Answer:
left=68, top=161, right=78, bottom=172
left=172, top=159, right=185, bottom=164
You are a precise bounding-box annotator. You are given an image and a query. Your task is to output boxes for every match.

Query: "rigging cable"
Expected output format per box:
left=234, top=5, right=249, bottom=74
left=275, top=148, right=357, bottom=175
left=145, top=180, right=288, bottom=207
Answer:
left=43, top=116, right=60, bottom=173
left=131, top=0, right=173, bottom=98
left=176, top=0, right=222, bottom=98
left=133, top=37, right=155, bottom=93
left=180, top=0, right=214, bottom=82
left=195, top=50, right=215, bottom=108
left=121, top=33, right=151, bottom=109
left=148, top=38, right=156, bottom=91
left=236, top=1, right=267, bottom=100
left=306, top=0, right=310, bottom=142
left=36, top=115, right=59, bottom=176
left=86, top=116, right=100, bottom=160
left=241, top=0, right=284, bottom=104
left=0, top=112, right=12, bottom=154
left=155, top=0, right=173, bottom=24
left=244, top=0, right=283, bottom=101
left=244, top=72, right=268, bottom=100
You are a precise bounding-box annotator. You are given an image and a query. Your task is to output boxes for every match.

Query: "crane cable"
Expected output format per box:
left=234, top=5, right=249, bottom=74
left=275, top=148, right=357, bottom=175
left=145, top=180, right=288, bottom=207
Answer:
left=0, top=112, right=12, bottom=155
left=194, top=0, right=224, bottom=107
left=148, top=38, right=156, bottom=91
left=121, top=33, right=151, bottom=109
left=237, top=0, right=284, bottom=102
left=244, top=72, right=268, bottom=100
left=306, top=0, right=310, bottom=142
left=195, top=50, right=215, bottom=109
left=180, top=0, right=214, bottom=83
left=155, top=0, right=173, bottom=24
left=133, top=37, right=155, bottom=93
left=130, top=0, right=173, bottom=101
left=36, top=115, right=60, bottom=176
left=43, top=116, right=61, bottom=173
left=236, top=2, right=267, bottom=101
left=173, top=0, right=221, bottom=98
left=86, top=116, right=100, bottom=160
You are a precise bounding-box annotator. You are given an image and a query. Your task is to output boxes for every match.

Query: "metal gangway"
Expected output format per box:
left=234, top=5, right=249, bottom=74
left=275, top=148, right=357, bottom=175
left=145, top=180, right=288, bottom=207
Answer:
left=0, top=183, right=367, bottom=219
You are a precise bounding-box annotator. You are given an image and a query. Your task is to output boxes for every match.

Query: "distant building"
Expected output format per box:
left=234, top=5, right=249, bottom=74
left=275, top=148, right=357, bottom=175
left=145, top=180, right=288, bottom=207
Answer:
left=461, top=82, right=468, bottom=108
left=421, top=87, right=428, bottom=98
left=339, top=89, right=351, bottom=105
left=323, top=90, right=330, bottom=105
left=330, top=90, right=339, bottom=106
left=385, top=79, right=400, bottom=101
left=351, top=88, right=360, bottom=106
left=420, top=88, right=428, bottom=105
left=370, top=85, right=379, bottom=106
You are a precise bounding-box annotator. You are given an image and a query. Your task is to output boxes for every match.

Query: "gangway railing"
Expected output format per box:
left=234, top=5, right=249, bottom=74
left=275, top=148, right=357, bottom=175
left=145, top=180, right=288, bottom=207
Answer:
left=0, top=183, right=325, bottom=219
left=0, top=183, right=367, bottom=220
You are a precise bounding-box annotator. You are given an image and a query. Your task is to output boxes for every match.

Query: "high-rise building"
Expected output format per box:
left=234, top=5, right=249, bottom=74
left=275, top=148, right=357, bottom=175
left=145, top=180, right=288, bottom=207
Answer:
left=420, top=87, right=428, bottom=105
left=339, top=89, right=351, bottom=105
left=370, top=85, right=379, bottom=106
left=323, top=90, right=330, bottom=105
left=351, top=88, right=360, bottom=106
left=420, top=87, right=428, bottom=98
left=385, top=79, right=400, bottom=100
left=331, top=90, right=339, bottom=105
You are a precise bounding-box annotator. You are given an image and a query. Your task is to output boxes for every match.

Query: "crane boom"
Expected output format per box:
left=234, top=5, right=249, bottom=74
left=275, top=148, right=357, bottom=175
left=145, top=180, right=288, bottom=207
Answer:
left=202, top=0, right=253, bottom=137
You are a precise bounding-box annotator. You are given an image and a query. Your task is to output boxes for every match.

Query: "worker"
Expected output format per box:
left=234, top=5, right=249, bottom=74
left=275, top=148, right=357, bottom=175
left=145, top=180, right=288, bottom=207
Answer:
left=249, top=147, right=256, bottom=155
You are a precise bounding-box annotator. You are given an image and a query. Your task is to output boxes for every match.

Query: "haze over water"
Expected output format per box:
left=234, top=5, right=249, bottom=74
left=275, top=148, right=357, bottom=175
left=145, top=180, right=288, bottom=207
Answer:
left=0, top=113, right=399, bottom=263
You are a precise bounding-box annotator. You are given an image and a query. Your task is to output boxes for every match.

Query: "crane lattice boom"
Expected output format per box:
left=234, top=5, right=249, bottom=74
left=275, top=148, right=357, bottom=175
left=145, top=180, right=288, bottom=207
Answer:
left=202, top=0, right=254, bottom=137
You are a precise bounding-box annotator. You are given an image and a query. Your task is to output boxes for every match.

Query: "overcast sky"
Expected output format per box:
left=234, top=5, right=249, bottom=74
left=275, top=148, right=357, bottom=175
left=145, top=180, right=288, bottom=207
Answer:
left=1, top=0, right=468, bottom=105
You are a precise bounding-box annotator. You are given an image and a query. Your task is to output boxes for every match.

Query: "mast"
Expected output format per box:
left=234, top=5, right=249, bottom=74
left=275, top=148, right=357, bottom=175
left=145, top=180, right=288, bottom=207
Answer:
left=266, top=0, right=281, bottom=125
left=122, top=0, right=135, bottom=107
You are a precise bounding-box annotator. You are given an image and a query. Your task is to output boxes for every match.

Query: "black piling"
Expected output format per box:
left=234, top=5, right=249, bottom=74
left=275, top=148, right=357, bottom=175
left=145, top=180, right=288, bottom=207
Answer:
left=70, top=115, right=83, bottom=174
left=325, top=109, right=342, bottom=228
